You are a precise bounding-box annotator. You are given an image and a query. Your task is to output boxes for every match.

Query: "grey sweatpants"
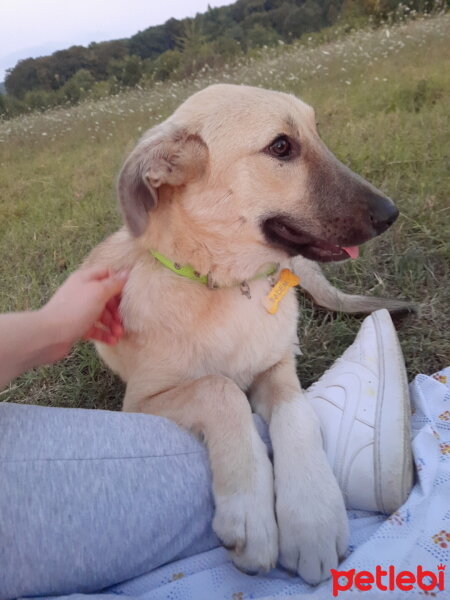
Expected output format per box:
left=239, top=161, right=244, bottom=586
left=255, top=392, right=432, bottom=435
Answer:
left=0, top=402, right=270, bottom=599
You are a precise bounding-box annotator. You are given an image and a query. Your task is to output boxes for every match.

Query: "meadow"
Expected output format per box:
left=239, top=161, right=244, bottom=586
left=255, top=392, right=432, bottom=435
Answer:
left=0, top=14, right=449, bottom=408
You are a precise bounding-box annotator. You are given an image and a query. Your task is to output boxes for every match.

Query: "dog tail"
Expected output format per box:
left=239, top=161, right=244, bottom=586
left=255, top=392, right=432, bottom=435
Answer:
left=291, top=256, right=416, bottom=315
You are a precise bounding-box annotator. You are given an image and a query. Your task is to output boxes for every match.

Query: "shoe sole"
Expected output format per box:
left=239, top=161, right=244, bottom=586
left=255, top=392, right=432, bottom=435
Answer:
left=373, top=309, right=413, bottom=514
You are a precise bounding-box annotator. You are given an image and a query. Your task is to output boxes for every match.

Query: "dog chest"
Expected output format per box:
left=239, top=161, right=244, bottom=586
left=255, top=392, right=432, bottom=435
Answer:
left=117, top=270, right=299, bottom=390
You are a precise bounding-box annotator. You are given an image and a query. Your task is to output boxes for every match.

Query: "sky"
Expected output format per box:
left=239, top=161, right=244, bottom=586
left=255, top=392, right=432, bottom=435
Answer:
left=0, top=0, right=236, bottom=82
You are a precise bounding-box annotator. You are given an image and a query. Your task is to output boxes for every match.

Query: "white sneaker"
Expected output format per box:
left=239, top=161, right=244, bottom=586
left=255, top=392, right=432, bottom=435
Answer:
left=306, top=309, right=413, bottom=514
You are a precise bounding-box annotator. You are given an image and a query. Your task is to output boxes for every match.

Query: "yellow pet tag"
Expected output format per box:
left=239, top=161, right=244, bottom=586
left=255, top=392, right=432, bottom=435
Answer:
left=262, top=268, right=300, bottom=314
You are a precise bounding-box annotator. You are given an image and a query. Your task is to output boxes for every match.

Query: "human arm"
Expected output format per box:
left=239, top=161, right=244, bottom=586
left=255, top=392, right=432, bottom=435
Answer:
left=0, top=267, right=128, bottom=390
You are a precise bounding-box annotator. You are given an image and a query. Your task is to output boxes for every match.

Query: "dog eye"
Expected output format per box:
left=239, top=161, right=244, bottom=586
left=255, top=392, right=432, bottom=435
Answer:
left=268, top=136, right=292, bottom=159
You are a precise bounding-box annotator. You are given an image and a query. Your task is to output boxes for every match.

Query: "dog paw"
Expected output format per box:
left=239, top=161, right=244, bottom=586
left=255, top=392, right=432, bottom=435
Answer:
left=212, top=445, right=278, bottom=573
left=276, top=455, right=349, bottom=585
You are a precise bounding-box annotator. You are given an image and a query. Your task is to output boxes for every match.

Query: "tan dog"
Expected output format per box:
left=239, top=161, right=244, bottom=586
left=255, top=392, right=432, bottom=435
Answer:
left=85, top=84, right=411, bottom=584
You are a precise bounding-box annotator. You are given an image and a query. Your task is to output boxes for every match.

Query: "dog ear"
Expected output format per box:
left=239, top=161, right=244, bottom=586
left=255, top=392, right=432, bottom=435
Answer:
left=118, top=123, right=208, bottom=236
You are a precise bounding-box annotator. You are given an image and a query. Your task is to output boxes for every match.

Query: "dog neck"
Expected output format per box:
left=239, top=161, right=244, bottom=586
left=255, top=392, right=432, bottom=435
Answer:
left=137, top=198, right=287, bottom=288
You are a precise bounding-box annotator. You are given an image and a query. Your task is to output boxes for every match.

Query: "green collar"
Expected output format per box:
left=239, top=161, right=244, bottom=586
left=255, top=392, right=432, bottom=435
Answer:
left=150, top=249, right=208, bottom=284
left=150, top=249, right=278, bottom=289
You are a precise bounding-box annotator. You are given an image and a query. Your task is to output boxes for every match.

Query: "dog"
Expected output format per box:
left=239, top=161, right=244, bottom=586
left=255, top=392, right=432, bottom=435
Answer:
left=84, top=84, right=411, bottom=584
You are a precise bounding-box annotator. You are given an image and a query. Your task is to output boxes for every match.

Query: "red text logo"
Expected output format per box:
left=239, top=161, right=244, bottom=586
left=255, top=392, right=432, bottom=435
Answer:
left=331, top=564, right=446, bottom=597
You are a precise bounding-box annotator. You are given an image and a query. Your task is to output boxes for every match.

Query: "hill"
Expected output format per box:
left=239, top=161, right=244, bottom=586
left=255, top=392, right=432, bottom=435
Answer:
left=0, top=0, right=446, bottom=119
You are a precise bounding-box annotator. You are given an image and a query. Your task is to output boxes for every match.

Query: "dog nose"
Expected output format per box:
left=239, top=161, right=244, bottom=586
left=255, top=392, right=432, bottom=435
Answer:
left=367, top=194, right=399, bottom=234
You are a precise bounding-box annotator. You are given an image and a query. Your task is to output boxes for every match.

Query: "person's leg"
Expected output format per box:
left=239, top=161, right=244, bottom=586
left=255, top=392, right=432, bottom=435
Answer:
left=0, top=310, right=413, bottom=598
left=0, top=404, right=272, bottom=599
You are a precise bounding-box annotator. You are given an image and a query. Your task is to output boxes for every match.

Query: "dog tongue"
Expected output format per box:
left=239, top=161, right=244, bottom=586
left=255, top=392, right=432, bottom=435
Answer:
left=342, top=246, right=359, bottom=259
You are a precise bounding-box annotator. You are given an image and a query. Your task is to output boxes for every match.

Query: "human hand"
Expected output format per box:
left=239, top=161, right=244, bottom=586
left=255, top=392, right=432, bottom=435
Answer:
left=0, top=267, right=129, bottom=389
left=40, top=267, right=128, bottom=356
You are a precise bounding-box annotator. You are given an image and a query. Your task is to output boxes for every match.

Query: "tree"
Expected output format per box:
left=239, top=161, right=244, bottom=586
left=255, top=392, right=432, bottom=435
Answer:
left=282, top=1, right=325, bottom=38
left=23, top=89, right=55, bottom=111
left=121, top=56, right=143, bottom=87
left=152, top=50, right=182, bottom=81
left=60, top=69, right=95, bottom=103
left=175, top=19, right=210, bottom=75
left=50, top=46, right=92, bottom=88
left=108, top=56, right=143, bottom=87
left=128, top=26, right=171, bottom=59
left=0, top=93, right=7, bottom=116
left=0, top=93, right=25, bottom=118
left=163, top=18, right=185, bottom=48
left=270, top=2, right=297, bottom=38
left=88, top=40, right=128, bottom=79
left=5, top=58, right=40, bottom=98
left=176, top=19, right=207, bottom=54
left=247, top=23, right=279, bottom=47
left=212, top=36, right=241, bottom=59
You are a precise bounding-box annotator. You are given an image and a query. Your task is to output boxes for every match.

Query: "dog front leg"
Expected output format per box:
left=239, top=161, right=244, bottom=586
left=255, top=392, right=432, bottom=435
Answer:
left=250, top=354, right=348, bottom=584
left=124, top=374, right=278, bottom=574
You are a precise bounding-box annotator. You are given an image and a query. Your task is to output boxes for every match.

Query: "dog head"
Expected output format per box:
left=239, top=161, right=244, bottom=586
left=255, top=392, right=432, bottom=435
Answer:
left=118, top=84, right=398, bottom=264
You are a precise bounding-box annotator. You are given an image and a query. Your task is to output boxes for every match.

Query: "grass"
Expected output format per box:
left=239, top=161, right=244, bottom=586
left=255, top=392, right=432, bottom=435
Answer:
left=0, top=15, right=449, bottom=408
